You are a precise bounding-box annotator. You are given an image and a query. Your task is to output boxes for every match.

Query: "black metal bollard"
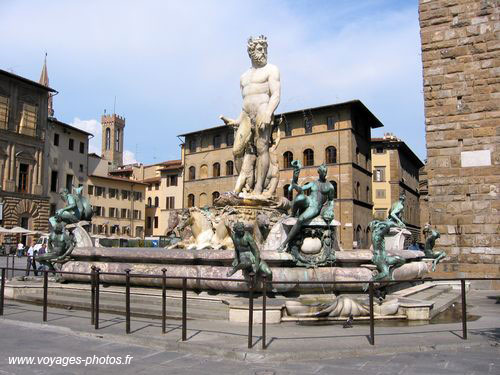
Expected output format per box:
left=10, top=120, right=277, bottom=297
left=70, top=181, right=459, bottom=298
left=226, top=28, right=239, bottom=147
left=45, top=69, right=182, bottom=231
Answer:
left=248, top=272, right=255, bottom=349
left=182, top=277, right=187, bottom=341
left=90, top=266, right=96, bottom=325
left=0, top=268, right=5, bottom=316
left=94, top=268, right=100, bottom=330
left=125, top=269, right=131, bottom=334
left=369, top=282, right=375, bottom=345
left=43, top=270, right=48, bottom=322
left=5, top=255, right=9, bottom=279
left=11, top=255, right=15, bottom=279
left=461, top=279, right=467, bottom=340
left=161, top=268, right=167, bottom=334
left=261, top=275, right=267, bottom=350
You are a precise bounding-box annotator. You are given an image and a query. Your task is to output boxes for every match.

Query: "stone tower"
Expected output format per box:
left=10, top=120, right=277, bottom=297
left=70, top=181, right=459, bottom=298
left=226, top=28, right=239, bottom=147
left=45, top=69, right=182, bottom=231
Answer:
left=101, top=113, right=125, bottom=168
left=419, top=0, right=499, bottom=287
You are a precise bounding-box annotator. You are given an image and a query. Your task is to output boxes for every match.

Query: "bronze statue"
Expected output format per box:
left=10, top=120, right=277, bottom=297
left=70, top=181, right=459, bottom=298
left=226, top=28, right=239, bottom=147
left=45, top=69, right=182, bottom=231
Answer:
left=387, top=194, right=406, bottom=228
left=37, top=219, right=76, bottom=272
left=49, top=187, right=93, bottom=228
left=423, top=224, right=446, bottom=271
left=369, top=219, right=405, bottom=282
left=278, top=162, right=335, bottom=252
left=39, top=186, right=93, bottom=273
left=226, top=222, right=272, bottom=279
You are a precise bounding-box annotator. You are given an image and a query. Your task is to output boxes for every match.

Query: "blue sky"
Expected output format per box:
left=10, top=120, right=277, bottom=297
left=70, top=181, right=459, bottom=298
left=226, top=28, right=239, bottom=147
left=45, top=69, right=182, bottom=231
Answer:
left=0, top=0, right=426, bottom=164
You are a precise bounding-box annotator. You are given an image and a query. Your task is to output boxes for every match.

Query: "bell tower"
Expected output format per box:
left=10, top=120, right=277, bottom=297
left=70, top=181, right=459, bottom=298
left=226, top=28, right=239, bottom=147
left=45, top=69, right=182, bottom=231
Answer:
left=101, top=113, right=125, bottom=168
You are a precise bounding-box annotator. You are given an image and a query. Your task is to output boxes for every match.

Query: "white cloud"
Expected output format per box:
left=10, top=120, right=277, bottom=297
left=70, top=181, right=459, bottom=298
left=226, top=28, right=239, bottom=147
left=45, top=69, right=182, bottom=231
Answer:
left=70, top=117, right=101, bottom=154
left=1, top=1, right=426, bottom=161
left=123, top=150, right=137, bottom=165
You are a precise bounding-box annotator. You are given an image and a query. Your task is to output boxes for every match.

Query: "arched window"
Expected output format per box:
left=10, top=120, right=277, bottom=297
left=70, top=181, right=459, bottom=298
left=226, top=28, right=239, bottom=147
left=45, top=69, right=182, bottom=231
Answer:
left=226, top=161, right=234, bottom=175
left=303, top=149, right=314, bottom=166
left=366, top=186, right=370, bottom=202
left=325, top=146, right=337, bottom=164
left=283, top=151, right=293, bottom=168
left=200, top=164, right=208, bottom=179
left=147, top=197, right=152, bottom=207
left=189, top=166, right=196, bottom=180
left=329, top=180, right=338, bottom=199
left=199, top=193, right=207, bottom=207
left=226, top=132, right=234, bottom=147
left=213, top=163, right=220, bottom=177
left=366, top=227, right=372, bottom=248
left=283, top=184, right=292, bottom=200
left=105, top=128, right=111, bottom=150
left=115, top=129, right=121, bottom=151
left=187, top=194, right=195, bottom=208
left=212, top=191, right=220, bottom=205
left=355, top=182, right=360, bottom=200
left=356, top=147, right=360, bottom=164
left=154, top=196, right=159, bottom=207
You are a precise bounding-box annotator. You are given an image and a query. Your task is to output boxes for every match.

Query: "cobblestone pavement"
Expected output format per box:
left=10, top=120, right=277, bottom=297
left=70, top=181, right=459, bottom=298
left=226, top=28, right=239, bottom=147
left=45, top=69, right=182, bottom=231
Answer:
left=0, top=317, right=499, bottom=375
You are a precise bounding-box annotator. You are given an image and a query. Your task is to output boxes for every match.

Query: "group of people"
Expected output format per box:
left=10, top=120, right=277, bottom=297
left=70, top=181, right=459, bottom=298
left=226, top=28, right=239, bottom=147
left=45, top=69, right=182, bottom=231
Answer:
left=11, top=240, right=47, bottom=276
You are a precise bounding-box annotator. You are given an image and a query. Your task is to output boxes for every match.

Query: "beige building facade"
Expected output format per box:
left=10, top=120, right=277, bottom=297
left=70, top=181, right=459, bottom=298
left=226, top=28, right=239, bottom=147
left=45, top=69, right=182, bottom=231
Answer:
left=371, top=134, right=424, bottom=241
left=45, top=119, right=91, bottom=216
left=0, top=69, right=54, bottom=243
left=180, top=100, right=383, bottom=249
left=141, top=160, right=183, bottom=237
left=87, top=154, right=146, bottom=238
left=419, top=0, right=499, bottom=285
left=108, top=160, right=184, bottom=237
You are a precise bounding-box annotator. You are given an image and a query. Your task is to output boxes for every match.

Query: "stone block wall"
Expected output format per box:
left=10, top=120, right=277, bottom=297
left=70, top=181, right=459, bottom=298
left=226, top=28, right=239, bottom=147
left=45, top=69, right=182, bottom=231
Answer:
left=419, top=0, right=499, bottom=288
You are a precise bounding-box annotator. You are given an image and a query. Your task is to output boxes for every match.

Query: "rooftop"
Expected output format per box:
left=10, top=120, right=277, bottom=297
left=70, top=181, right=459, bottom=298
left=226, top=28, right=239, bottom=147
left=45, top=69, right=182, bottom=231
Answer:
left=371, top=135, right=424, bottom=168
left=89, top=174, right=148, bottom=185
left=49, top=118, right=93, bottom=136
left=178, top=100, right=383, bottom=137
left=0, top=69, right=57, bottom=93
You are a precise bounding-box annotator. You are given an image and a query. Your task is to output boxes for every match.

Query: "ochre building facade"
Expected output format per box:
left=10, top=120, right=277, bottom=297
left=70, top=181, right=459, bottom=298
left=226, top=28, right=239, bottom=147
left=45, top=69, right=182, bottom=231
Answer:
left=371, top=134, right=424, bottom=241
left=180, top=100, right=383, bottom=249
left=0, top=69, right=54, bottom=242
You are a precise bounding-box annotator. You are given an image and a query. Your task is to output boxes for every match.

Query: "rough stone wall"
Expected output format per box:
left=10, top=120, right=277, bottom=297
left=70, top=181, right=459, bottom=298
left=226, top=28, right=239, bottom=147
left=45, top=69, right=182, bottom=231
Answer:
left=419, top=0, right=499, bottom=288
left=0, top=194, right=50, bottom=232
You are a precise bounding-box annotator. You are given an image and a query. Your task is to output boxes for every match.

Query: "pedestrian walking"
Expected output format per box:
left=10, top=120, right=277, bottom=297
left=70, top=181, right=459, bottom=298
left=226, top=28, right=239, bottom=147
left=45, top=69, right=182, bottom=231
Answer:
left=26, top=242, right=38, bottom=276
left=17, top=241, right=24, bottom=257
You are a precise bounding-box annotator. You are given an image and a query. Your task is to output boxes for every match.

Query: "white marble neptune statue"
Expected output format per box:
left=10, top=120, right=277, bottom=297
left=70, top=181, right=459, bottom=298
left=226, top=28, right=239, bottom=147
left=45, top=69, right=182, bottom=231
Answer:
left=221, top=35, right=281, bottom=197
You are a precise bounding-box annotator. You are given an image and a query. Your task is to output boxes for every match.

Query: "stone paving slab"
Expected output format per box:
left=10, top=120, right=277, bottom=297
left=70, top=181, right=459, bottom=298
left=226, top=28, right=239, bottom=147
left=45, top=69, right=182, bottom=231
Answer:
left=0, top=319, right=498, bottom=375
left=0, top=290, right=498, bottom=363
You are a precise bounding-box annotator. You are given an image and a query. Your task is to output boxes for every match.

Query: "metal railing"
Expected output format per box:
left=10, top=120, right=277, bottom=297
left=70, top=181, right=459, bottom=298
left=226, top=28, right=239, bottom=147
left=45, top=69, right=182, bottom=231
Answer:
left=0, top=263, right=498, bottom=350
